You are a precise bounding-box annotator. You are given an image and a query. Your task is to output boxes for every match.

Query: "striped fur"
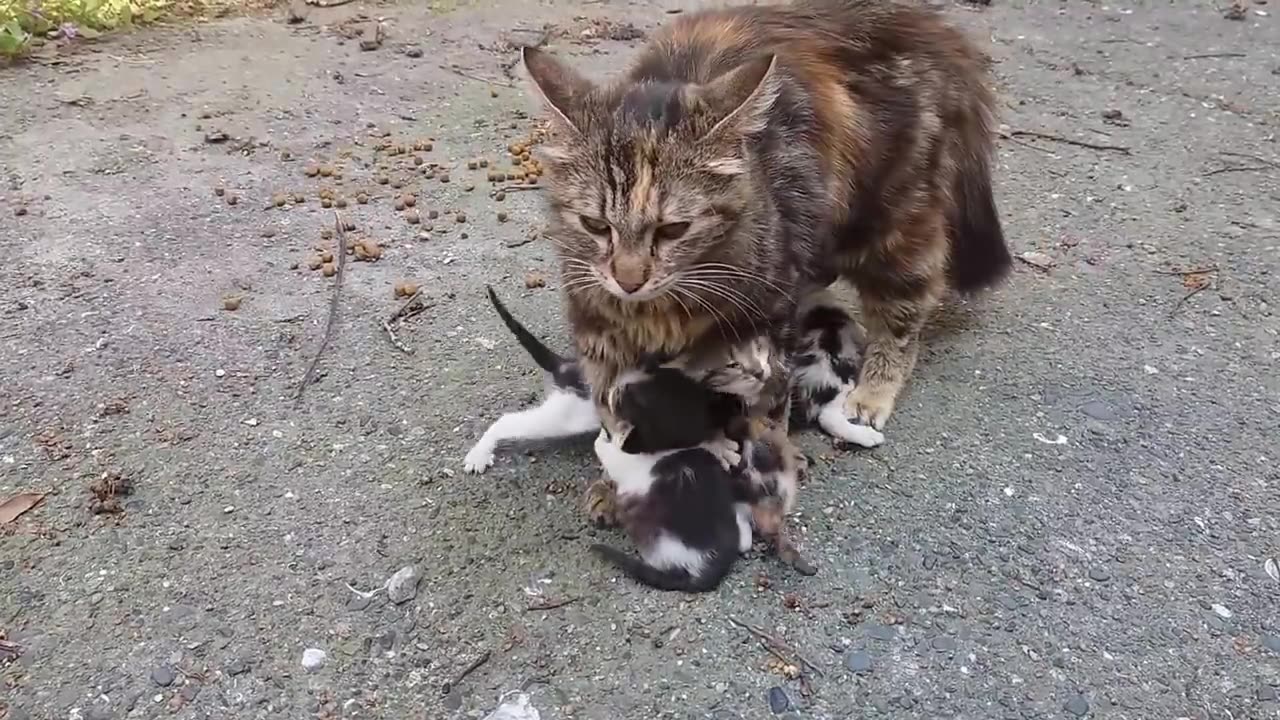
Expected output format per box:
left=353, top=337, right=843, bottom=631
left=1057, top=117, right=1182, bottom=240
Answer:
left=523, top=0, right=1009, bottom=454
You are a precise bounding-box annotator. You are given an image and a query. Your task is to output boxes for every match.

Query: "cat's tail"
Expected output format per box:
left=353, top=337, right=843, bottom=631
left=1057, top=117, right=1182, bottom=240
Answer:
left=945, top=143, right=1012, bottom=294
left=485, top=285, right=567, bottom=374
left=590, top=543, right=733, bottom=593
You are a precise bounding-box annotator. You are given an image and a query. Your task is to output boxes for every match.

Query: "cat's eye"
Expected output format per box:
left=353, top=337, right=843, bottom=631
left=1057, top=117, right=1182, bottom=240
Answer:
left=653, top=222, right=691, bottom=242
left=579, top=216, right=611, bottom=236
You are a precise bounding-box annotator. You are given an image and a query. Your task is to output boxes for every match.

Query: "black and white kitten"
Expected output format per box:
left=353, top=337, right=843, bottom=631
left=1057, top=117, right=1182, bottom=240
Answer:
left=462, top=287, right=599, bottom=474
left=732, top=419, right=815, bottom=574
left=589, top=351, right=771, bottom=592
left=790, top=289, right=886, bottom=448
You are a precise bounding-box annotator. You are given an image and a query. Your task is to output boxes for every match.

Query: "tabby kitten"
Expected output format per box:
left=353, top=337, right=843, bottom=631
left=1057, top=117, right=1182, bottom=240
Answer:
left=521, top=0, right=1010, bottom=445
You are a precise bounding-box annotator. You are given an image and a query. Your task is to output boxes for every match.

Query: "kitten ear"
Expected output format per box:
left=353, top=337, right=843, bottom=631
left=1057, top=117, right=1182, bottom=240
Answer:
left=696, top=54, right=780, bottom=141
left=521, top=46, right=593, bottom=140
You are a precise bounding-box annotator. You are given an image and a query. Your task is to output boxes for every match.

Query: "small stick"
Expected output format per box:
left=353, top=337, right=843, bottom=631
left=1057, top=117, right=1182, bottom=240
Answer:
left=440, top=650, right=492, bottom=696
left=441, top=65, right=514, bottom=88
left=380, top=319, right=413, bottom=355
left=525, top=596, right=581, bottom=612
left=1155, top=265, right=1218, bottom=276
left=295, top=211, right=348, bottom=402
left=1182, top=52, right=1246, bottom=60
left=1004, top=129, right=1132, bottom=155
left=495, top=184, right=545, bottom=192
left=1169, top=283, right=1211, bottom=317
left=1203, top=165, right=1273, bottom=177
left=725, top=616, right=824, bottom=677
left=1219, top=151, right=1280, bottom=168
left=388, top=288, right=425, bottom=323
left=998, top=133, right=1057, bottom=155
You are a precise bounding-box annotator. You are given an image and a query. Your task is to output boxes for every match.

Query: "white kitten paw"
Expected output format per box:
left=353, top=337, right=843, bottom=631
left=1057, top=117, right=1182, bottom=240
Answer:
left=463, top=444, right=495, bottom=474
left=707, top=438, right=742, bottom=471
left=836, top=423, right=885, bottom=449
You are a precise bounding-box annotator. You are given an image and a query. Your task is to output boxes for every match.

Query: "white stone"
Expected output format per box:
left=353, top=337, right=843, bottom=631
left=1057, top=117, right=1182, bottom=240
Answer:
left=386, top=565, right=421, bottom=604
left=301, top=648, right=327, bottom=672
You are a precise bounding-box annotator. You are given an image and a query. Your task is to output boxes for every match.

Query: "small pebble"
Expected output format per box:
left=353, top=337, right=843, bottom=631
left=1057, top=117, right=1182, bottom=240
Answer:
left=497, top=211, right=509, bottom=223
left=439, top=173, right=450, bottom=184
left=225, top=194, right=238, bottom=206
left=225, top=658, right=250, bottom=676
left=495, top=191, right=506, bottom=202
left=377, top=175, right=390, bottom=185
left=151, top=665, right=176, bottom=687
left=428, top=209, right=439, bottom=220
left=1088, top=567, right=1111, bottom=582
left=301, top=648, right=327, bottom=672
left=767, top=687, right=790, bottom=714
left=386, top=565, right=421, bottom=604
left=335, top=197, right=348, bottom=209
left=845, top=650, right=873, bottom=674
left=1263, top=634, right=1280, bottom=654
left=214, top=187, right=225, bottom=197
left=455, top=212, right=466, bottom=223
left=214, top=369, right=226, bottom=378
left=405, top=211, right=420, bottom=225
left=1064, top=694, right=1090, bottom=717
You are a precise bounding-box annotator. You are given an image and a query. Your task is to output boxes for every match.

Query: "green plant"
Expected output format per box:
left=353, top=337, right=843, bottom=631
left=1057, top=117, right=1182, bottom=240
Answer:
left=0, top=18, right=31, bottom=57
left=0, top=0, right=172, bottom=58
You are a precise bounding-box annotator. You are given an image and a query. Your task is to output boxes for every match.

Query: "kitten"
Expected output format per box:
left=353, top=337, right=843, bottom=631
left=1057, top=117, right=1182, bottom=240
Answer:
left=462, top=287, right=598, bottom=474
left=521, top=0, right=1011, bottom=455
left=733, top=419, right=815, bottom=575
left=790, top=289, right=886, bottom=448
left=590, top=427, right=747, bottom=593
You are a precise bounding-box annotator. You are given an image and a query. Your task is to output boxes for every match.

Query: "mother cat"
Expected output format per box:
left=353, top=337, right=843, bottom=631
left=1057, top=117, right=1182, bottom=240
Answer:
left=521, top=0, right=1011, bottom=516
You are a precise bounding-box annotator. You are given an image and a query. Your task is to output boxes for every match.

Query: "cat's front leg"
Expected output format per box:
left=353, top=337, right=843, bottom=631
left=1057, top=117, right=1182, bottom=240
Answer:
left=703, top=436, right=742, bottom=471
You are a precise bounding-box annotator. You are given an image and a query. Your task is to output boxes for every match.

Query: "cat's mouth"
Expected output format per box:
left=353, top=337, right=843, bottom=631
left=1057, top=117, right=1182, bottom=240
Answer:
left=599, top=270, right=676, bottom=303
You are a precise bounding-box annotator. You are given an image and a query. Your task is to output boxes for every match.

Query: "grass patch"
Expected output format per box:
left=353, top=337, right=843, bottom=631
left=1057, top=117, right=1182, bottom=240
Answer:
left=0, top=0, right=172, bottom=57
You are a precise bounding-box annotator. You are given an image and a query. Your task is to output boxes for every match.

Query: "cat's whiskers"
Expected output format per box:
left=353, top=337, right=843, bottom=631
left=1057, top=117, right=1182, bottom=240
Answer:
left=672, top=285, right=739, bottom=344
left=676, top=278, right=765, bottom=335
left=683, top=263, right=795, bottom=302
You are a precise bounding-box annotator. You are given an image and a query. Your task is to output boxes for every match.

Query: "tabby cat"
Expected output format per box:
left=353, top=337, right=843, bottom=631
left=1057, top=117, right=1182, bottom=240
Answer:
left=522, top=0, right=1010, bottom=518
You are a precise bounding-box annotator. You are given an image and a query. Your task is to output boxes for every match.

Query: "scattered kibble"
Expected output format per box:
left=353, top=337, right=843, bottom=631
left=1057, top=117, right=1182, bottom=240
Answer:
left=321, top=198, right=333, bottom=208
left=322, top=262, right=337, bottom=277
left=464, top=183, right=475, bottom=192
left=307, top=257, right=324, bottom=271
left=402, top=194, right=417, bottom=208
left=439, top=173, right=450, bottom=184
left=304, top=165, right=320, bottom=177
left=223, top=296, right=242, bottom=311
left=356, top=193, right=369, bottom=204
left=354, top=239, right=383, bottom=261
left=466, top=159, right=478, bottom=170
left=524, top=272, right=545, bottom=289
left=225, top=194, right=239, bottom=206
left=495, top=191, right=506, bottom=201
left=405, top=210, right=420, bottom=225
left=497, top=211, right=509, bottom=223
left=320, top=228, right=334, bottom=240
left=394, top=198, right=406, bottom=211
left=479, top=158, right=489, bottom=168
left=413, top=156, right=424, bottom=166
left=272, top=193, right=287, bottom=208
left=320, top=250, right=334, bottom=263
left=377, top=175, right=390, bottom=185
left=490, top=87, right=499, bottom=98
left=394, top=281, right=421, bottom=298
left=319, top=165, right=335, bottom=177
left=455, top=212, right=466, bottom=223
left=427, top=209, right=439, bottom=220
left=214, top=187, right=225, bottom=197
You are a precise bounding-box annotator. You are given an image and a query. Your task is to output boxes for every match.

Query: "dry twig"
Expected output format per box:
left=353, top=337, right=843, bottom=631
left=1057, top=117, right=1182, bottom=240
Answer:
left=1183, top=52, right=1247, bottom=60
left=295, top=211, right=348, bottom=402
left=725, top=616, right=823, bottom=677
left=525, top=596, right=581, bottom=612
left=441, top=65, right=514, bottom=88
left=440, top=650, right=492, bottom=696
left=496, top=184, right=546, bottom=192
left=1002, top=129, right=1132, bottom=155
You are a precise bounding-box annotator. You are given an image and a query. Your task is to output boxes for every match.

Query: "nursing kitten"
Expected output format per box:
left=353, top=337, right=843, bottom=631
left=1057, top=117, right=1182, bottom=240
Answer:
left=790, top=289, right=886, bottom=448
left=463, top=287, right=598, bottom=474
left=590, top=344, right=774, bottom=591
left=733, top=419, right=815, bottom=575
left=521, top=0, right=1011, bottom=467
left=590, top=427, right=747, bottom=593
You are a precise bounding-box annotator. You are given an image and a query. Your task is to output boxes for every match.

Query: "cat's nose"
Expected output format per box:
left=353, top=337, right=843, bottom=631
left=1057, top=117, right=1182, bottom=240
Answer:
left=616, top=276, right=645, bottom=293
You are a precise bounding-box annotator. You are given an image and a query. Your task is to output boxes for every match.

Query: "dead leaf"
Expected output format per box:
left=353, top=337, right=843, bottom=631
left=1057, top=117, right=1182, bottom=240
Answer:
left=1183, top=272, right=1212, bottom=289
left=0, top=493, right=46, bottom=524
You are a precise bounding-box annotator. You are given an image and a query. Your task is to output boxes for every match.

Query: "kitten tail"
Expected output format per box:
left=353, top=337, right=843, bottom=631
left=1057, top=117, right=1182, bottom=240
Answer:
left=485, top=285, right=568, bottom=374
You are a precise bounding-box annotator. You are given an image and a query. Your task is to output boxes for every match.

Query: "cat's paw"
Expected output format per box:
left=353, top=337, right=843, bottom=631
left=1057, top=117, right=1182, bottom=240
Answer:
left=845, top=383, right=897, bottom=430
left=462, top=444, right=495, bottom=474
left=707, top=437, right=742, bottom=471
left=584, top=477, right=620, bottom=529
left=834, top=422, right=885, bottom=449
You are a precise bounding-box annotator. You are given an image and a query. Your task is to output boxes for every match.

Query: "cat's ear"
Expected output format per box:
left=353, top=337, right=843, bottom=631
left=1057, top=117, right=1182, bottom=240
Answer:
left=522, top=46, right=593, bottom=140
left=696, top=54, right=780, bottom=141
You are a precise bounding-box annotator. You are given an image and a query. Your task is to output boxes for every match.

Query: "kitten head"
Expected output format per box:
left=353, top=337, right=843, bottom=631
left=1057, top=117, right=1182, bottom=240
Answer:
left=703, top=336, right=773, bottom=401
left=521, top=46, right=780, bottom=304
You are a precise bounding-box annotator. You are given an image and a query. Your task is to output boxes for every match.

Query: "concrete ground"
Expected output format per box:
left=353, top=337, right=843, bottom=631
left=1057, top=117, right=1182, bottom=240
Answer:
left=1, top=1, right=1278, bottom=718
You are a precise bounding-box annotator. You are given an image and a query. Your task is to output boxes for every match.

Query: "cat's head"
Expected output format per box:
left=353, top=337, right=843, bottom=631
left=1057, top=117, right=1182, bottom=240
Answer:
left=703, top=335, right=774, bottom=401
left=520, top=46, right=780, bottom=304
